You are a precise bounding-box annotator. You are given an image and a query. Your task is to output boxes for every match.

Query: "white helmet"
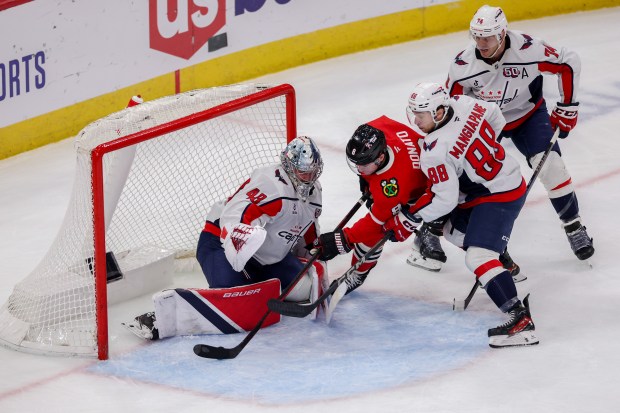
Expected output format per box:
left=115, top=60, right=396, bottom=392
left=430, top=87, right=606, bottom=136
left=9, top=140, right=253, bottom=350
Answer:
left=470, top=5, right=507, bottom=41
left=280, top=136, right=323, bottom=201
left=406, top=82, right=450, bottom=126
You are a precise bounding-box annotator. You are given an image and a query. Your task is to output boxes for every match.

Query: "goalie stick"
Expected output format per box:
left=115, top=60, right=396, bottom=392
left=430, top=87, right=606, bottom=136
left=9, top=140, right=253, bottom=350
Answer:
left=267, top=231, right=393, bottom=318
left=193, top=193, right=370, bottom=360
left=453, top=128, right=560, bottom=311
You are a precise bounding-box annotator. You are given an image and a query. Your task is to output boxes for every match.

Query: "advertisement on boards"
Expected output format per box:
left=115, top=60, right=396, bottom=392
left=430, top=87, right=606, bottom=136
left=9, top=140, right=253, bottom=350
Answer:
left=1, top=0, right=455, bottom=129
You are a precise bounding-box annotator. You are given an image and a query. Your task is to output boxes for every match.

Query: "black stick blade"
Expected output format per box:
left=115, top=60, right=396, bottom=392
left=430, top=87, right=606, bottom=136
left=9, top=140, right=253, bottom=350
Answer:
left=267, top=298, right=315, bottom=318
left=193, top=344, right=239, bottom=360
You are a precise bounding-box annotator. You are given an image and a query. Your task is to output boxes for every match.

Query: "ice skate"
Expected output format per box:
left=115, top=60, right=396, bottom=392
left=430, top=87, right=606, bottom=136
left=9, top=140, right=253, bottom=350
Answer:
left=122, top=312, right=159, bottom=340
left=488, top=294, right=539, bottom=348
left=563, top=217, right=594, bottom=261
left=406, top=224, right=447, bottom=272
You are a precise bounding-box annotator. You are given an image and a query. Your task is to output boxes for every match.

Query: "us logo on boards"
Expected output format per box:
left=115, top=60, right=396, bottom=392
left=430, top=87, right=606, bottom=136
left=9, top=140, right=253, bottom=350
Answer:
left=149, top=0, right=292, bottom=60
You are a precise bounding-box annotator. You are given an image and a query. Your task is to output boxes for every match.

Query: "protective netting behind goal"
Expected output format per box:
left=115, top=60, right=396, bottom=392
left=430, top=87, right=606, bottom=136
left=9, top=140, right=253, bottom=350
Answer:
left=0, top=83, right=295, bottom=358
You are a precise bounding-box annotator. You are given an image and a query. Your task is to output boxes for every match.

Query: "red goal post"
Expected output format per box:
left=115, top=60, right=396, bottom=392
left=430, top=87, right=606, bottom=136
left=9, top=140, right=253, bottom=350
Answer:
left=0, top=84, right=297, bottom=360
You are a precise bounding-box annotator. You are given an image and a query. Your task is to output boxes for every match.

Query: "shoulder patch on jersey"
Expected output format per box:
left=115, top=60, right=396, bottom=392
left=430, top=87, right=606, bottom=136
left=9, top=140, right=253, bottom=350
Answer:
left=454, top=50, right=468, bottom=66
left=275, top=169, right=288, bottom=185
left=520, top=34, right=534, bottom=50
left=381, top=178, right=399, bottom=198
left=423, top=139, right=438, bottom=152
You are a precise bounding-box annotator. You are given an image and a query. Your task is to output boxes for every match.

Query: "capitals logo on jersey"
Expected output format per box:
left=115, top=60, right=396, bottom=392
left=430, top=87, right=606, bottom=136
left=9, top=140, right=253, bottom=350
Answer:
left=381, top=178, right=399, bottom=198
left=454, top=50, right=468, bottom=66
left=520, top=34, right=534, bottom=50
left=423, top=139, right=438, bottom=152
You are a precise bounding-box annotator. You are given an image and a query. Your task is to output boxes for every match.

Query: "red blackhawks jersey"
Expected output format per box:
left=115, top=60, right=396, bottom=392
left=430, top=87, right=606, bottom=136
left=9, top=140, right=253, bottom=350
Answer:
left=344, top=116, right=427, bottom=245
left=409, top=96, right=525, bottom=222
left=204, top=164, right=322, bottom=265
left=446, top=30, right=580, bottom=130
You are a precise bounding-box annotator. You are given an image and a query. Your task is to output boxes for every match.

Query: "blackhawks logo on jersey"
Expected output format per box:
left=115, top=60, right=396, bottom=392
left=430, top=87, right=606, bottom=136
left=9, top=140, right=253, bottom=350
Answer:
left=381, top=178, right=399, bottom=198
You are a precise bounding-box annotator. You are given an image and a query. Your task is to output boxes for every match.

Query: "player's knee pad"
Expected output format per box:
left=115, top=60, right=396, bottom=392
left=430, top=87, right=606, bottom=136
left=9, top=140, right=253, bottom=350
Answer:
left=465, top=247, right=504, bottom=287
left=443, top=220, right=465, bottom=249
left=530, top=151, right=574, bottom=198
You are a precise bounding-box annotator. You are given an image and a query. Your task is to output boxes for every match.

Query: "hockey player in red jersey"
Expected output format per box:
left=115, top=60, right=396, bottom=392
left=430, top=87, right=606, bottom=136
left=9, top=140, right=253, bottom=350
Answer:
left=390, top=82, right=538, bottom=348
left=123, top=136, right=327, bottom=340
left=311, top=116, right=434, bottom=294
left=445, top=5, right=594, bottom=261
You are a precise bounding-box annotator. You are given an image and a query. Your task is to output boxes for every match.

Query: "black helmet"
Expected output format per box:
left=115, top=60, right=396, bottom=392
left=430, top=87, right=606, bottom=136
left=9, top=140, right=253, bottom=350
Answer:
left=346, top=124, right=387, bottom=166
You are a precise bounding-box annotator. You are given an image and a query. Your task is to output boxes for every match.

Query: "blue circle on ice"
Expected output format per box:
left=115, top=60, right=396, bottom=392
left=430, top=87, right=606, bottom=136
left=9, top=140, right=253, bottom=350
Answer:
left=91, top=291, right=497, bottom=404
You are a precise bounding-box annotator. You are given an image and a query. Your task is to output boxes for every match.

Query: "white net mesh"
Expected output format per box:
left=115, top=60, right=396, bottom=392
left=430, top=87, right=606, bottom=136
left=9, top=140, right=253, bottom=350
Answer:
left=0, top=84, right=292, bottom=357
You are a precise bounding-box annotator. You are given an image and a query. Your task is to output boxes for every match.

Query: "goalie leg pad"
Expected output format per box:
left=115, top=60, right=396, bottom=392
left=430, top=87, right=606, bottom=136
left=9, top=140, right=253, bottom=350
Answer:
left=152, top=279, right=281, bottom=337
left=285, top=259, right=328, bottom=320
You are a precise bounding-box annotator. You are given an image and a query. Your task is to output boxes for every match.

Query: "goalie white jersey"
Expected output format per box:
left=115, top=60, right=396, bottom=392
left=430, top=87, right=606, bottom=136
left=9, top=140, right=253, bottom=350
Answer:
left=204, top=164, right=322, bottom=265
left=410, top=95, right=525, bottom=222
left=446, top=30, right=580, bottom=129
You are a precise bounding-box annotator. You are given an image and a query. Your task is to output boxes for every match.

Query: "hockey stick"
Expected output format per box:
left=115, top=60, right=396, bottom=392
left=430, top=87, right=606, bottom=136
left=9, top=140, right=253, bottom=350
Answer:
left=193, top=193, right=370, bottom=359
left=267, top=231, right=393, bottom=318
left=453, top=128, right=560, bottom=311
left=452, top=279, right=480, bottom=311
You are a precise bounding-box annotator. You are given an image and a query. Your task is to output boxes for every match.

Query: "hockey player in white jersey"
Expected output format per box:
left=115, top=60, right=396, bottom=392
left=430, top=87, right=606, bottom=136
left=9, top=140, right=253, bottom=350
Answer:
left=385, top=82, right=538, bottom=347
left=446, top=5, right=594, bottom=261
left=124, top=136, right=327, bottom=340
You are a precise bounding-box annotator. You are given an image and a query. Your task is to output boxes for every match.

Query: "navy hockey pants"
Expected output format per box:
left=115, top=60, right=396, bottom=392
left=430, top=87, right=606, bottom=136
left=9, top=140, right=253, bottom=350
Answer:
left=196, top=231, right=304, bottom=289
left=499, top=99, right=561, bottom=162
left=449, top=194, right=526, bottom=253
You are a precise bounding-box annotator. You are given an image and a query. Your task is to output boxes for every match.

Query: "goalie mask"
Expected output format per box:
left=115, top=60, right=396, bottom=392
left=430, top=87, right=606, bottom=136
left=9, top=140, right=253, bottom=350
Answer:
left=280, top=136, right=323, bottom=201
left=345, top=124, right=387, bottom=175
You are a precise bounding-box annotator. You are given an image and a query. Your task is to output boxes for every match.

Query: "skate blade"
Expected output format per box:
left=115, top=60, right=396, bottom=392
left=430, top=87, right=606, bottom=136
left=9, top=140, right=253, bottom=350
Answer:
left=512, top=273, right=527, bottom=283
left=489, top=330, right=539, bottom=348
left=406, top=252, right=443, bottom=272
left=121, top=321, right=154, bottom=340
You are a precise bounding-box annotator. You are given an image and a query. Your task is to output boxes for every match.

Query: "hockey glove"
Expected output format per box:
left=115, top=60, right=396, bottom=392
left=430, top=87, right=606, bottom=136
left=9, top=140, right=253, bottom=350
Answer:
left=311, top=229, right=352, bottom=261
left=550, top=102, right=579, bottom=139
left=383, top=209, right=422, bottom=242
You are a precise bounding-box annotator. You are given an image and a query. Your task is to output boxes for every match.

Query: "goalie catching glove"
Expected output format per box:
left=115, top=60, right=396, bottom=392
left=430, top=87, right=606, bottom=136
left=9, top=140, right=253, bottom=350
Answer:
left=550, top=102, right=579, bottom=138
left=223, top=223, right=267, bottom=272
left=310, top=229, right=352, bottom=261
left=383, top=208, right=422, bottom=242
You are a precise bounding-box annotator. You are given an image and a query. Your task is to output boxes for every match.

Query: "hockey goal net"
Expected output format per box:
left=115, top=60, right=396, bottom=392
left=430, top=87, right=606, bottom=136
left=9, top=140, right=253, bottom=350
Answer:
left=0, top=83, right=296, bottom=359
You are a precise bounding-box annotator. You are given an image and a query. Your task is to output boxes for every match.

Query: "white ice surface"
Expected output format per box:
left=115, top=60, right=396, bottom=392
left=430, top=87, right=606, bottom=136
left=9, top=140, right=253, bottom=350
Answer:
left=2, top=8, right=620, bottom=413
